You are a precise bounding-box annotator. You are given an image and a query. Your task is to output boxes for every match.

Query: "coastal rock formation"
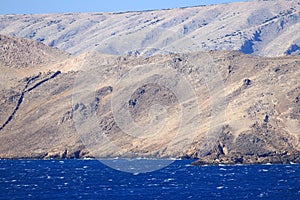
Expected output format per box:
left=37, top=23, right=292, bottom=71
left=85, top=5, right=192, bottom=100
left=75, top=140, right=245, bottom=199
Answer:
left=0, top=1, right=300, bottom=163
left=0, top=34, right=299, bottom=165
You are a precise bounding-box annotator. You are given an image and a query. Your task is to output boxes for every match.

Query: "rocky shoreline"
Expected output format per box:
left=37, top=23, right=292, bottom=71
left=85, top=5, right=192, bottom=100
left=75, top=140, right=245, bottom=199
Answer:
left=1, top=148, right=300, bottom=166
left=191, top=153, right=300, bottom=166
left=1, top=156, right=300, bottom=167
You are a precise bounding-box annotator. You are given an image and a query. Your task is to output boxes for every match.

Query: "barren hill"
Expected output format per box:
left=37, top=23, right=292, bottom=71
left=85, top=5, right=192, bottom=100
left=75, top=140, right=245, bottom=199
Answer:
left=0, top=0, right=300, bottom=56
left=0, top=35, right=299, bottom=165
left=0, top=34, right=70, bottom=69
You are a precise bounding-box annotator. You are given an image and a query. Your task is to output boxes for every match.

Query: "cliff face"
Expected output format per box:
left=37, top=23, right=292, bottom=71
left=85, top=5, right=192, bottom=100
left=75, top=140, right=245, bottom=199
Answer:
left=0, top=34, right=299, bottom=164
left=1, top=1, right=300, bottom=57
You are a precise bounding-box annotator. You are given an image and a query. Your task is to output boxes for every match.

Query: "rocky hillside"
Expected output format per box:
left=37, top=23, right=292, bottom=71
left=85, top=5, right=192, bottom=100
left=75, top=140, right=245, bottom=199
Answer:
left=0, top=35, right=299, bottom=165
left=0, top=0, right=300, bottom=56
left=0, top=34, right=70, bottom=69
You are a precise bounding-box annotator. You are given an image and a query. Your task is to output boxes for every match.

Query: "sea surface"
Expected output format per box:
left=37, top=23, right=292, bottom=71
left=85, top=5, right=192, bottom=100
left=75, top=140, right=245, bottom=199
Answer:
left=0, top=159, right=299, bottom=199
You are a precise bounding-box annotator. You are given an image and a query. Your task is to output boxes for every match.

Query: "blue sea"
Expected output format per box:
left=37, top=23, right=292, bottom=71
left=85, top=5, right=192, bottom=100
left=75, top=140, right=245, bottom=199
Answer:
left=0, top=159, right=299, bottom=199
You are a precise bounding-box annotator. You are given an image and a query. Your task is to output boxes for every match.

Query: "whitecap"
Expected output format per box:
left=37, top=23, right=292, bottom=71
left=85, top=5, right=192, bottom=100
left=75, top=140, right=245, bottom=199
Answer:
left=83, top=157, right=93, bottom=160
left=258, top=169, right=268, bottom=172
left=286, top=170, right=296, bottom=173
left=164, top=178, right=175, bottom=182
left=257, top=192, right=268, bottom=198
left=278, top=179, right=287, bottom=183
left=224, top=173, right=235, bottom=176
left=235, top=164, right=243, bottom=166
left=147, top=184, right=159, bottom=187
left=265, top=163, right=272, bottom=165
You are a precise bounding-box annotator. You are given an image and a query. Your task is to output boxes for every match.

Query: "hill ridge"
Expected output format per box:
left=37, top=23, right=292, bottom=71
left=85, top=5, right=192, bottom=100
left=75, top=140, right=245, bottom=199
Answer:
left=0, top=0, right=300, bottom=56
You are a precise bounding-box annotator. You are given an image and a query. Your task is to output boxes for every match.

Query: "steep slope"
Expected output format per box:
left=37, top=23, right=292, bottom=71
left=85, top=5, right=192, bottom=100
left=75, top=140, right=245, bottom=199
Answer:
left=0, top=0, right=300, bottom=56
left=0, top=36, right=299, bottom=164
left=0, top=35, right=72, bottom=153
